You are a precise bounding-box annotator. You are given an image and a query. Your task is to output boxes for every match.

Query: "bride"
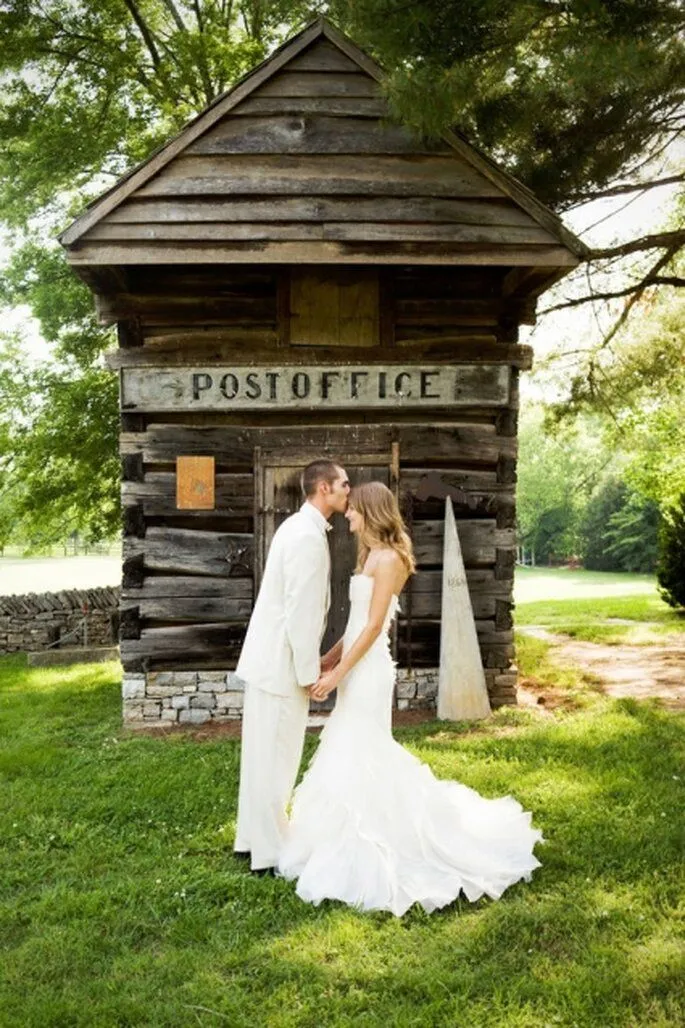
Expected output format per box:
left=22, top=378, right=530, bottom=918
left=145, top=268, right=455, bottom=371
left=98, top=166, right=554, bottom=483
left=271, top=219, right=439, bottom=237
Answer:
left=277, top=481, right=543, bottom=916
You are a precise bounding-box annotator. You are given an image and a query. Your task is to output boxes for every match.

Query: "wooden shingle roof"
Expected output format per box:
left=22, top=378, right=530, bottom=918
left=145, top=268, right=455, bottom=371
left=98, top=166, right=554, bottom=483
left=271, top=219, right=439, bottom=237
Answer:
left=59, top=18, right=587, bottom=270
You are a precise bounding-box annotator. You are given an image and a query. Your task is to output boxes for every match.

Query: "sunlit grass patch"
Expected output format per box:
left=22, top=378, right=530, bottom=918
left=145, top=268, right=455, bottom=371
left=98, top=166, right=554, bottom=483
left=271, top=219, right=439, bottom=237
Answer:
left=515, top=591, right=682, bottom=627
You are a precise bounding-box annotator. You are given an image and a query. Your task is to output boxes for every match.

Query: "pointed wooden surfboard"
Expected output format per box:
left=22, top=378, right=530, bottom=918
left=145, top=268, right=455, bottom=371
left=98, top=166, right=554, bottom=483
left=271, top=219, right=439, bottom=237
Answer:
left=438, top=497, right=491, bottom=720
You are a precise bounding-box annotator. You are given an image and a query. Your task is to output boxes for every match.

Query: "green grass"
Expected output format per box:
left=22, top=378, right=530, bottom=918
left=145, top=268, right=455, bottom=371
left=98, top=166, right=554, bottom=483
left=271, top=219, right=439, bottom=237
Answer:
left=1, top=654, right=684, bottom=1027
left=515, top=571, right=685, bottom=645
left=514, top=567, right=658, bottom=604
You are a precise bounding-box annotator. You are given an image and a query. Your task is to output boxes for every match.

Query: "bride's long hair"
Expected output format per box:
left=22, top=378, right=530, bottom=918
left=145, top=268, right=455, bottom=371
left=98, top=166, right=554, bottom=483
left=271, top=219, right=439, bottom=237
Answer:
left=349, top=481, right=416, bottom=576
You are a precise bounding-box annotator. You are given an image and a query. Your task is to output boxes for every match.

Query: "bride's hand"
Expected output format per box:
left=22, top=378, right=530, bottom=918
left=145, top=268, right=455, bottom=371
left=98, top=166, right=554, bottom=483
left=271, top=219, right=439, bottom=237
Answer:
left=311, top=671, right=338, bottom=701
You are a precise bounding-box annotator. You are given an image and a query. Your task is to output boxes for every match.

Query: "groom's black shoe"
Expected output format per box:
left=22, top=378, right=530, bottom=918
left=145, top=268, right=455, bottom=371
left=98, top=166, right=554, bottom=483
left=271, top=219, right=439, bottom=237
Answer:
left=234, top=850, right=251, bottom=862
left=250, top=866, right=276, bottom=877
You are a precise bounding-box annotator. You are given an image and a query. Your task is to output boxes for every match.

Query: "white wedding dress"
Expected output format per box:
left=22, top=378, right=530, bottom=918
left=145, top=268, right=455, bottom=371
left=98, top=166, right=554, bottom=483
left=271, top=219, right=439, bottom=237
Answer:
left=277, top=574, right=543, bottom=916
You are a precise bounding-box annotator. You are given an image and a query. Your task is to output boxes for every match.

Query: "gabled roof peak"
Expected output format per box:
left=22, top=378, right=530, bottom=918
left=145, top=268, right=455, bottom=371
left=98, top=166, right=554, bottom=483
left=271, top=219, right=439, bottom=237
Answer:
left=59, top=17, right=586, bottom=263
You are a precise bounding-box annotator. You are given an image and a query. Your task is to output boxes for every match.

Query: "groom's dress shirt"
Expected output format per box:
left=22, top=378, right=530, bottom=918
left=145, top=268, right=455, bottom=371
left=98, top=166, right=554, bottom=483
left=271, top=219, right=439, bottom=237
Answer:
left=236, top=502, right=331, bottom=696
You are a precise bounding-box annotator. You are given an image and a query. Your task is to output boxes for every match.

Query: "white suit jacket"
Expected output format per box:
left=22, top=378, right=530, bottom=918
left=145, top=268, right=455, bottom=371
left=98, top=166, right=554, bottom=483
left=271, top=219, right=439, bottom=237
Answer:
left=236, top=502, right=331, bottom=697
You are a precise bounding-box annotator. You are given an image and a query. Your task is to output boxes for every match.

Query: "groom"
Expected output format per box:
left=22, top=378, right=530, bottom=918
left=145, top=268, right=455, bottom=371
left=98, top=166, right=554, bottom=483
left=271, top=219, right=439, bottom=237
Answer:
left=234, top=459, right=350, bottom=872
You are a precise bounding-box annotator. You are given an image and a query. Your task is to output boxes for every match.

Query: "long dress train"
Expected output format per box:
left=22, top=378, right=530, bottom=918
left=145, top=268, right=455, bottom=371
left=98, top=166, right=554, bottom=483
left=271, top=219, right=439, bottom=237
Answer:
left=277, top=574, right=543, bottom=916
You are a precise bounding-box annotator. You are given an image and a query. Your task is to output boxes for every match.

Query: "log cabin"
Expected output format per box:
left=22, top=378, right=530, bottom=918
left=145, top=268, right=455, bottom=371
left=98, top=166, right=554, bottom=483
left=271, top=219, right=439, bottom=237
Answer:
left=59, top=18, right=587, bottom=727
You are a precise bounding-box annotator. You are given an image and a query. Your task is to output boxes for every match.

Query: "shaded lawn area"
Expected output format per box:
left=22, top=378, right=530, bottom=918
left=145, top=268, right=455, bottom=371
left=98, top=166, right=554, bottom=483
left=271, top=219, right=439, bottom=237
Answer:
left=1, top=654, right=684, bottom=1027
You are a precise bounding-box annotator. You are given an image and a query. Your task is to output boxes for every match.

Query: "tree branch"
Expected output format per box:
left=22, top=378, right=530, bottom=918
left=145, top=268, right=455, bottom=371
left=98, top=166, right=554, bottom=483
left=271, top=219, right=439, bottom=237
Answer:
left=567, top=173, right=685, bottom=206
left=589, top=230, right=685, bottom=261
left=159, top=0, right=188, bottom=33
left=121, top=0, right=162, bottom=68
left=540, top=274, right=685, bottom=315
left=596, top=245, right=681, bottom=350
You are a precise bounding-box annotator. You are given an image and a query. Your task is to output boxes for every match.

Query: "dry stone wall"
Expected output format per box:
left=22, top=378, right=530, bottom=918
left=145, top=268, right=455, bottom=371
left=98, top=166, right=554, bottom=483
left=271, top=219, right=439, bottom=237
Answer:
left=0, top=586, right=119, bottom=654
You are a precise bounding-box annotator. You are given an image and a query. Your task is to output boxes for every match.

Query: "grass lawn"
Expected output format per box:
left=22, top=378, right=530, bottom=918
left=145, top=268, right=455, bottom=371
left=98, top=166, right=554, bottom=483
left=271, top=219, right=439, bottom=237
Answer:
left=515, top=568, right=685, bottom=645
left=1, top=653, right=683, bottom=1027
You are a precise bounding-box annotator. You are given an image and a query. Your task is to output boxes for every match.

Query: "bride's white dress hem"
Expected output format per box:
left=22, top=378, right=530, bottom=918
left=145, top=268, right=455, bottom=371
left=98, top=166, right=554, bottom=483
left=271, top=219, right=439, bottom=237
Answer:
left=277, top=574, right=543, bottom=917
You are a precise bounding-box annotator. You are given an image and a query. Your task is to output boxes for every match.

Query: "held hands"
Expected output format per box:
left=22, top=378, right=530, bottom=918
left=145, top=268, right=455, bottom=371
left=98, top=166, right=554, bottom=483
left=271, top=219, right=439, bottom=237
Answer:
left=310, top=670, right=339, bottom=702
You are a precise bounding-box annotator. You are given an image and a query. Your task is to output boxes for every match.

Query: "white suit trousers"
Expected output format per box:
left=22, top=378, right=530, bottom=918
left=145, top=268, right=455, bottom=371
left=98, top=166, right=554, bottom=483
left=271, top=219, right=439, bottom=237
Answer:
left=234, top=681, right=310, bottom=870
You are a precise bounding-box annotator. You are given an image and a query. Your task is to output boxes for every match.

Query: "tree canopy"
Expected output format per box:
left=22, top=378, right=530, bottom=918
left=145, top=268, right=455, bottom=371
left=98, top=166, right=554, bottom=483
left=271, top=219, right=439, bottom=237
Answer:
left=1, top=0, right=683, bottom=545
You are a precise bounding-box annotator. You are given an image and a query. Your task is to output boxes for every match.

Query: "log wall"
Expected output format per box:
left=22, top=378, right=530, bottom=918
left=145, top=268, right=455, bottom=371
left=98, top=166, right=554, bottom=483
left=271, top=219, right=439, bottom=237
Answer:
left=113, top=263, right=522, bottom=708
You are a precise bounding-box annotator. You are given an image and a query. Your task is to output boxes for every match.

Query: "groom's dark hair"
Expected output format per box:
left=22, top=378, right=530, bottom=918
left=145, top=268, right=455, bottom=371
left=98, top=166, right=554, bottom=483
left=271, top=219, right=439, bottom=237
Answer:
left=302, top=459, right=341, bottom=497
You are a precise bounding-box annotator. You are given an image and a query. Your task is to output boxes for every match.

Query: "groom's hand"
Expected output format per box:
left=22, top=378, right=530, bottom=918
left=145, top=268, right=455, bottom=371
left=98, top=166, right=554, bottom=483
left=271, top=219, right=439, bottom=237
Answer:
left=311, top=671, right=337, bottom=702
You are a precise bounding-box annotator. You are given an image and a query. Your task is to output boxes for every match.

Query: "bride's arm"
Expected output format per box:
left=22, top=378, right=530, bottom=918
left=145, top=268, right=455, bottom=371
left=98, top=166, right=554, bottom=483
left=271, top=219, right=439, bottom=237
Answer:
left=321, top=637, right=344, bottom=671
left=311, top=555, right=398, bottom=699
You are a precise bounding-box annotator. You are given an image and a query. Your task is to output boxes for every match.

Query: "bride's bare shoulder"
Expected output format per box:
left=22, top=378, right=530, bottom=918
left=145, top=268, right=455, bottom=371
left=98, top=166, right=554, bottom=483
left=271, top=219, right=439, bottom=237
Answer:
left=375, top=548, right=402, bottom=570
left=371, top=549, right=407, bottom=590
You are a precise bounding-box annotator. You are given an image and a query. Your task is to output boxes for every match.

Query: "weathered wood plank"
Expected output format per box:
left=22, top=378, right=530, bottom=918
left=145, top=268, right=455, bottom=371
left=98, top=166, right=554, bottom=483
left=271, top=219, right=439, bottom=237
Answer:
left=284, top=41, right=365, bottom=73
left=122, top=576, right=252, bottom=600
left=395, top=620, right=515, bottom=668
left=106, top=196, right=536, bottom=227
left=403, top=467, right=499, bottom=494
left=106, top=341, right=533, bottom=370
left=142, top=327, right=278, bottom=345
left=401, top=468, right=515, bottom=519
left=118, top=423, right=517, bottom=465
left=119, top=364, right=511, bottom=412
left=396, top=298, right=505, bottom=321
left=128, top=267, right=277, bottom=292
left=395, top=266, right=503, bottom=292
left=97, top=293, right=277, bottom=323
left=254, top=72, right=381, bottom=98
left=122, top=473, right=253, bottom=517
left=413, top=520, right=516, bottom=566
left=125, top=527, right=253, bottom=577
left=394, top=328, right=500, bottom=344
left=231, top=96, right=388, bottom=117
left=88, top=221, right=554, bottom=246
left=122, top=623, right=244, bottom=663
left=122, top=502, right=146, bottom=538
left=132, top=595, right=253, bottom=622
left=137, top=155, right=503, bottom=199
left=326, top=223, right=556, bottom=245
left=185, top=115, right=438, bottom=156
left=70, top=241, right=577, bottom=268
left=400, top=426, right=515, bottom=464
left=90, top=223, right=329, bottom=242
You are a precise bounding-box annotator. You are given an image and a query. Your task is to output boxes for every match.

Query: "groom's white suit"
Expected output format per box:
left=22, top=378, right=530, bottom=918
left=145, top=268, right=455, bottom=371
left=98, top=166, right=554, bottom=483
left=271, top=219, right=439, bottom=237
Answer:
left=235, top=501, right=331, bottom=870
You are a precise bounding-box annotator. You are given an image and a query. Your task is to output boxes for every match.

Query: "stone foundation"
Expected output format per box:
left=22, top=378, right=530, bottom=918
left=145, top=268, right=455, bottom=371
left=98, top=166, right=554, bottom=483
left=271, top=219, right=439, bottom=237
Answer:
left=122, top=669, right=245, bottom=728
left=396, top=667, right=517, bottom=710
left=124, top=665, right=516, bottom=727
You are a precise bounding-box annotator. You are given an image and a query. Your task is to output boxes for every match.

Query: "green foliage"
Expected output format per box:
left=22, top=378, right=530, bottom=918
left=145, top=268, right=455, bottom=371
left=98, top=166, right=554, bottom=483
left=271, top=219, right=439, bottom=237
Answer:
left=0, top=1, right=310, bottom=227
left=1, top=654, right=684, bottom=1026
left=1, top=1, right=684, bottom=545
left=330, top=0, right=685, bottom=209
left=0, top=333, right=120, bottom=548
left=516, top=406, right=609, bottom=563
left=657, top=494, right=685, bottom=609
left=582, top=478, right=659, bottom=573
left=0, top=1, right=314, bottom=546
left=549, top=276, right=685, bottom=513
